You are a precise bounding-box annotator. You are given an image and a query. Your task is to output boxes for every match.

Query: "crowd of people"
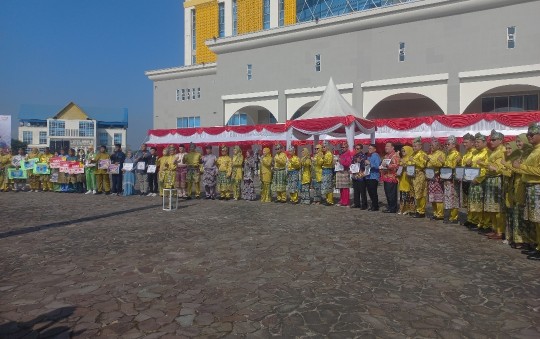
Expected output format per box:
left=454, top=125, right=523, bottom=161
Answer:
left=1, top=122, right=539, bottom=258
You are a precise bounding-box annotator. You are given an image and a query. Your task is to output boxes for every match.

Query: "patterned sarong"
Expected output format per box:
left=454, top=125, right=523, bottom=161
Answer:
left=300, top=183, right=311, bottom=204
left=312, top=180, right=322, bottom=202
left=217, top=171, right=230, bottom=192
left=335, top=171, right=351, bottom=189
left=513, top=204, right=535, bottom=243
left=187, top=167, right=200, bottom=183
left=287, top=170, right=300, bottom=193
left=524, top=184, right=540, bottom=223
left=272, top=169, right=287, bottom=192
left=468, top=183, right=484, bottom=213
left=321, top=168, right=334, bottom=195
left=176, top=167, right=187, bottom=189
left=202, top=168, right=217, bottom=187
left=428, top=177, right=444, bottom=203
left=412, top=171, right=427, bottom=200
left=484, top=176, right=502, bottom=212
left=163, top=170, right=176, bottom=189
left=443, top=180, right=460, bottom=209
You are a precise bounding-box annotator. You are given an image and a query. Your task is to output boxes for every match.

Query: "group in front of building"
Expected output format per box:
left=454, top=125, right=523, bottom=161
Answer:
left=1, top=123, right=540, bottom=258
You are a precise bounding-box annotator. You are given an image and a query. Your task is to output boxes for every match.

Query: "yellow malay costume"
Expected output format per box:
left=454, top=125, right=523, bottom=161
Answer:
left=260, top=147, right=273, bottom=202
left=185, top=143, right=202, bottom=198
left=300, top=148, right=312, bottom=204
left=443, top=136, right=461, bottom=223
left=321, top=147, right=335, bottom=205
left=231, top=146, right=244, bottom=200
left=26, top=148, right=41, bottom=191
left=287, top=147, right=301, bottom=203
left=426, top=139, right=446, bottom=220
left=398, top=145, right=415, bottom=215
left=483, top=130, right=506, bottom=237
left=312, top=146, right=324, bottom=203
left=216, top=146, right=232, bottom=199
left=0, top=149, right=12, bottom=192
left=468, top=133, right=490, bottom=231
left=272, top=145, right=288, bottom=202
left=94, top=147, right=111, bottom=194
left=157, top=148, right=168, bottom=196
left=408, top=138, right=428, bottom=217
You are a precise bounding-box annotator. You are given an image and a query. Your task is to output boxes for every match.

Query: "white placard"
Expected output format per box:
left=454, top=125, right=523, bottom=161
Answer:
left=381, top=158, right=391, bottom=168
left=364, top=166, right=371, bottom=176
left=440, top=167, right=453, bottom=180
left=463, top=168, right=480, bottom=182
left=123, top=163, right=134, bottom=171
left=334, top=162, right=344, bottom=172
left=350, top=163, right=360, bottom=174
left=455, top=167, right=465, bottom=180
left=147, top=165, right=156, bottom=173
left=137, top=161, right=146, bottom=170
left=406, top=165, right=415, bottom=177
left=396, top=166, right=403, bottom=176
left=425, top=168, right=435, bottom=180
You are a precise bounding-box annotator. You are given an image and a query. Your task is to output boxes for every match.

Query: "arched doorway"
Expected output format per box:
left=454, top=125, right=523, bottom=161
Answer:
left=365, top=93, right=445, bottom=119
left=462, top=85, right=540, bottom=113
left=226, top=105, right=277, bottom=126
left=290, top=100, right=317, bottom=120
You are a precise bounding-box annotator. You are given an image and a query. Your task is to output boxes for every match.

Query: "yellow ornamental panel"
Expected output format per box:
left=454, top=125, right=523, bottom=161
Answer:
left=284, top=0, right=296, bottom=26
left=195, top=1, right=218, bottom=64
left=237, top=0, right=263, bottom=35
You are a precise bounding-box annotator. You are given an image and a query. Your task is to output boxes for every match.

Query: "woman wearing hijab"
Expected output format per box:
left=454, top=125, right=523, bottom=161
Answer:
left=260, top=147, right=273, bottom=202
left=27, top=147, right=41, bottom=192
left=300, top=147, right=312, bottom=204
left=157, top=147, right=168, bottom=196
left=443, top=136, right=462, bottom=224
left=286, top=145, right=301, bottom=204
left=216, top=146, right=232, bottom=200
left=122, top=150, right=136, bottom=196
left=242, top=149, right=256, bottom=201
left=231, top=145, right=244, bottom=200
left=398, top=145, right=415, bottom=215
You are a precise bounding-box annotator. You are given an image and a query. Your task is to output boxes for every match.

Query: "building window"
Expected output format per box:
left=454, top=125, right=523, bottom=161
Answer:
left=218, top=2, right=225, bottom=37
left=176, top=89, right=181, bottom=101
left=187, top=88, right=191, bottom=100
left=181, top=89, right=186, bottom=101
left=482, top=94, right=539, bottom=112
left=99, top=132, right=108, bottom=146
left=49, top=120, right=65, bottom=136
left=279, top=0, right=285, bottom=26
left=192, top=88, right=196, bottom=100
left=227, top=112, right=249, bottom=126
left=247, top=64, right=252, bottom=80
left=113, top=133, right=122, bottom=146
left=191, top=9, right=197, bottom=64
left=232, top=0, right=237, bottom=36
left=399, top=42, right=405, bottom=62
left=197, top=87, right=201, bottom=99
left=79, top=121, right=95, bottom=137
left=315, top=54, right=321, bottom=72
left=39, top=131, right=47, bottom=144
left=263, top=0, right=271, bottom=29
left=177, top=116, right=201, bottom=128
left=23, top=131, right=33, bottom=144
left=507, top=26, right=516, bottom=49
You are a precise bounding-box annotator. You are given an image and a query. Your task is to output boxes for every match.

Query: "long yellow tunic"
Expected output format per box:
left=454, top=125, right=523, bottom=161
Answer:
left=288, top=155, right=300, bottom=171
left=313, top=152, right=324, bottom=182
left=408, top=150, right=427, bottom=171
left=427, top=149, right=446, bottom=173
left=322, top=151, right=334, bottom=169
left=471, top=147, right=490, bottom=183
left=407, top=150, right=428, bottom=199
left=274, top=152, right=287, bottom=170
left=398, top=156, right=411, bottom=192
left=185, top=151, right=201, bottom=167
left=300, top=156, right=311, bottom=185
left=444, top=149, right=460, bottom=169
left=217, top=155, right=232, bottom=176
left=461, top=148, right=477, bottom=167
left=231, top=154, right=244, bottom=181
left=486, top=145, right=506, bottom=177
left=260, top=154, right=272, bottom=183
left=94, top=153, right=110, bottom=175
left=515, top=143, right=540, bottom=184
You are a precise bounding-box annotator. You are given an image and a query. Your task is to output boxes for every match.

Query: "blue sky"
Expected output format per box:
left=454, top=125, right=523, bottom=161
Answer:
left=0, top=0, right=184, bottom=148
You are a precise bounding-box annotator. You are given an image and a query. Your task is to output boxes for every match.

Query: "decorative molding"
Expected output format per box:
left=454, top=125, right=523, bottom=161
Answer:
left=459, top=64, right=540, bottom=79
left=361, top=74, right=448, bottom=89
left=145, top=63, right=217, bottom=81
left=184, top=0, right=214, bottom=9
left=285, top=83, right=354, bottom=95
left=222, top=90, right=279, bottom=101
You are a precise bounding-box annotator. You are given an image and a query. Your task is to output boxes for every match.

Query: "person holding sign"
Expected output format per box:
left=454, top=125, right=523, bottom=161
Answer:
left=398, top=146, right=415, bottom=215
left=259, top=147, right=273, bottom=202
left=512, top=122, right=540, bottom=259
left=231, top=145, right=244, bottom=201
left=11, top=148, right=27, bottom=192
left=321, top=142, right=335, bottom=206
left=38, top=147, right=53, bottom=192
left=84, top=147, right=97, bottom=194
left=365, top=144, right=381, bottom=211
left=286, top=146, right=301, bottom=204
left=272, top=144, right=288, bottom=203
left=26, top=147, right=40, bottom=192
left=311, top=145, right=324, bottom=204
left=426, top=138, right=446, bottom=221
left=110, top=144, right=126, bottom=196
left=300, top=147, right=312, bottom=205
left=216, top=146, right=232, bottom=200
left=335, top=142, right=352, bottom=207
left=146, top=147, right=159, bottom=196
left=351, top=144, right=368, bottom=209
left=481, top=130, right=507, bottom=239
left=134, top=144, right=150, bottom=196
left=380, top=142, right=400, bottom=213
left=460, top=133, right=478, bottom=228
left=94, top=145, right=111, bottom=194
left=121, top=150, right=135, bottom=196
left=408, top=138, right=428, bottom=218
left=442, top=136, right=461, bottom=224
left=469, top=133, right=490, bottom=232
left=185, top=143, right=202, bottom=199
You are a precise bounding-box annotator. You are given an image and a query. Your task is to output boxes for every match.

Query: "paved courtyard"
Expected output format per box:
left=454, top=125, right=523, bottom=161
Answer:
left=1, top=188, right=539, bottom=338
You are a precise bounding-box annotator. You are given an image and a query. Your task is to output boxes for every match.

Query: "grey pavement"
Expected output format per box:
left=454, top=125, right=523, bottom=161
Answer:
left=1, top=186, right=539, bottom=338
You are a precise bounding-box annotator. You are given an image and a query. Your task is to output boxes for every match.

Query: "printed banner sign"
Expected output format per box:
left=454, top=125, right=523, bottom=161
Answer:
left=8, top=168, right=27, bottom=179
left=98, top=159, right=111, bottom=170
left=108, top=164, right=120, bottom=174
left=49, top=157, right=65, bottom=169
left=147, top=165, right=156, bottom=173
left=123, top=163, right=134, bottom=171
left=33, top=163, right=50, bottom=175
left=22, top=158, right=39, bottom=171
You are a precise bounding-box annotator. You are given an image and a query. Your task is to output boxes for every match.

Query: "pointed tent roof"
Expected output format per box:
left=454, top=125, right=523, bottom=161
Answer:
left=287, top=78, right=376, bottom=139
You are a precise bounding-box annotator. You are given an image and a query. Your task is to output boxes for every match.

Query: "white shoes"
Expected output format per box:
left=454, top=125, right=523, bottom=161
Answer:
left=85, top=190, right=92, bottom=194
left=146, top=192, right=153, bottom=196
left=92, top=190, right=97, bottom=194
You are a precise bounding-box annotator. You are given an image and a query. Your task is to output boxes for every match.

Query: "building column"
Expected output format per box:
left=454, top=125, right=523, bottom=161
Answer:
left=270, top=0, right=279, bottom=28
left=278, top=91, right=287, bottom=123
left=224, top=0, right=232, bottom=37
left=354, top=84, right=365, bottom=118
left=447, top=72, right=460, bottom=114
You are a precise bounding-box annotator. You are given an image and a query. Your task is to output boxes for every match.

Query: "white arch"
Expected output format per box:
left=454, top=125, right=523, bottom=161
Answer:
left=460, top=72, right=540, bottom=113
left=362, top=82, right=448, bottom=117
left=223, top=97, right=278, bottom=124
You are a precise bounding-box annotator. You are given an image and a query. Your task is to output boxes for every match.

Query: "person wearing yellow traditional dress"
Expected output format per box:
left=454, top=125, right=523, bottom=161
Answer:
left=460, top=133, right=478, bottom=228
left=287, top=146, right=301, bottom=204
left=174, top=145, right=187, bottom=197
left=216, top=146, right=232, bottom=200
left=185, top=143, right=202, bottom=199
left=26, top=147, right=41, bottom=192
left=500, top=140, right=518, bottom=246
left=272, top=144, right=288, bottom=203
left=469, top=133, right=490, bottom=233
left=442, top=136, right=461, bottom=224
left=312, top=144, right=324, bottom=204
left=397, top=145, right=414, bottom=215
left=512, top=122, right=540, bottom=259
left=482, top=130, right=506, bottom=239
left=260, top=147, right=273, bottom=202
left=426, top=138, right=446, bottom=221
left=321, top=142, right=335, bottom=206
left=231, top=145, right=244, bottom=200
left=300, top=147, right=312, bottom=204
left=93, top=145, right=111, bottom=194
left=163, top=145, right=178, bottom=191
left=408, top=137, right=428, bottom=218
left=0, top=148, right=13, bottom=192
left=157, top=147, right=168, bottom=196
left=37, top=147, right=53, bottom=192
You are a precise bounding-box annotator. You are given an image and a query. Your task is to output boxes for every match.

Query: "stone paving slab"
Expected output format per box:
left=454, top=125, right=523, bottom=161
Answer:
left=0, top=190, right=539, bottom=338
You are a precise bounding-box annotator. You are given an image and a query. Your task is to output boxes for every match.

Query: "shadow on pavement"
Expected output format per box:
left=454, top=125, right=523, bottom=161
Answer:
left=0, top=306, right=84, bottom=338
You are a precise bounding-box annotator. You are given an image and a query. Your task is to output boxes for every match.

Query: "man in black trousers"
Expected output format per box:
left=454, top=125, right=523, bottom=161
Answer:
left=110, top=143, right=126, bottom=196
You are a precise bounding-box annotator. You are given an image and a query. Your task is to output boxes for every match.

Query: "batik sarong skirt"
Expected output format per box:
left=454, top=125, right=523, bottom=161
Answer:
left=272, top=169, right=287, bottom=192
left=176, top=167, right=187, bottom=189
left=512, top=204, right=535, bottom=243
left=287, top=170, right=300, bottom=193
left=428, top=177, right=444, bottom=203
left=483, top=176, right=502, bottom=213
left=217, top=171, right=230, bottom=192
left=300, top=183, right=311, bottom=204
left=335, top=171, right=351, bottom=189
left=524, top=184, right=540, bottom=223
left=321, top=168, right=334, bottom=195
left=443, top=180, right=460, bottom=209
left=412, top=171, right=427, bottom=200
left=468, top=182, right=484, bottom=213
left=187, top=167, right=200, bottom=183
left=202, top=168, right=217, bottom=187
